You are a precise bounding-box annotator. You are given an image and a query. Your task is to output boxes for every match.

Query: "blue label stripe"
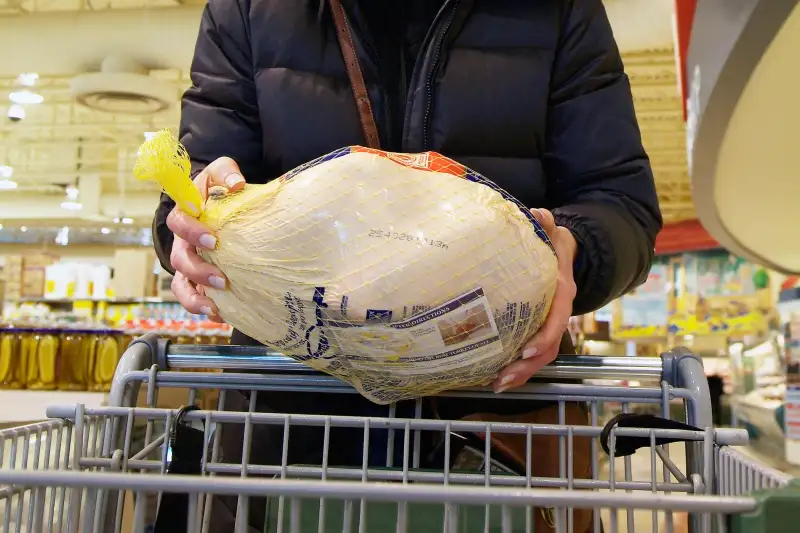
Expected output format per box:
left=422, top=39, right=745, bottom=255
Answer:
left=462, top=170, right=554, bottom=252
left=279, top=147, right=353, bottom=182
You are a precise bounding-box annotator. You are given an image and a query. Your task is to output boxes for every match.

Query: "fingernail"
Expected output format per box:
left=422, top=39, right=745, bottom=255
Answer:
left=494, top=374, right=516, bottom=394
left=225, top=173, right=244, bottom=188
left=198, top=234, right=217, bottom=250
left=523, top=347, right=538, bottom=359
left=208, top=275, right=227, bottom=289
left=199, top=306, right=213, bottom=316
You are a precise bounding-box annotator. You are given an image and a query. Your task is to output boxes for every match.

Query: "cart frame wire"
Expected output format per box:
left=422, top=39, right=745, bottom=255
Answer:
left=0, top=334, right=796, bottom=533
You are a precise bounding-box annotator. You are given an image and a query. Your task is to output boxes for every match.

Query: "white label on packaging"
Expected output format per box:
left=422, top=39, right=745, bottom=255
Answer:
left=324, top=287, right=504, bottom=376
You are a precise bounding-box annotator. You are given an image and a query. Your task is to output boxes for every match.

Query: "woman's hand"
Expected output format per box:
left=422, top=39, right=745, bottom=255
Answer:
left=166, top=157, right=246, bottom=320
left=492, top=208, right=578, bottom=393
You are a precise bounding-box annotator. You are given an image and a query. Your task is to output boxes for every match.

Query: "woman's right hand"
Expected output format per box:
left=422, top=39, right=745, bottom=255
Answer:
left=166, top=157, right=246, bottom=320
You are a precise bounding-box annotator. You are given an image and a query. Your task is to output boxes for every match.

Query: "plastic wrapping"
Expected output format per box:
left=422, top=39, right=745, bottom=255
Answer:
left=137, top=133, right=558, bottom=404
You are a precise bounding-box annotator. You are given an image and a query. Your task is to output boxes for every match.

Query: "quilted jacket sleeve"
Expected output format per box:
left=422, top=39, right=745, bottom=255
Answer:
left=545, top=0, right=663, bottom=315
left=152, top=0, right=263, bottom=274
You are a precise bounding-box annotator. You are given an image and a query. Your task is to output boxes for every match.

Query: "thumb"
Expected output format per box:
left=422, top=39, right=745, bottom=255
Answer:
left=196, top=157, right=247, bottom=198
left=531, top=208, right=556, bottom=235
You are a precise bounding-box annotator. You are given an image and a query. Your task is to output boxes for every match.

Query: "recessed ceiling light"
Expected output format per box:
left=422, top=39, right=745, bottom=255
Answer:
left=0, top=165, right=12, bottom=179
left=0, top=180, right=17, bottom=190
left=65, top=185, right=79, bottom=201
left=55, top=226, right=69, bottom=246
left=7, top=104, right=24, bottom=121
left=60, top=201, right=83, bottom=211
left=9, top=90, right=43, bottom=105
left=100, top=227, right=111, bottom=234
left=20, top=226, right=27, bottom=232
left=121, top=217, right=134, bottom=224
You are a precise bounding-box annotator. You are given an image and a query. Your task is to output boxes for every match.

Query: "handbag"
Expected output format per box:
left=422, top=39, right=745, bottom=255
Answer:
left=153, top=405, right=206, bottom=532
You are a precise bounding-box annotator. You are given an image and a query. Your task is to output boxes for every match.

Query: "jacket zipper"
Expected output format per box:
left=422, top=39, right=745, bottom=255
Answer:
left=422, top=0, right=459, bottom=151
left=398, top=47, right=407, bottom=130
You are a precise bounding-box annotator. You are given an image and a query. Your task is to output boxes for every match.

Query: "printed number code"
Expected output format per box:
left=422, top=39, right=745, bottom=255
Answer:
left=367, top=229, right=448, bottom=250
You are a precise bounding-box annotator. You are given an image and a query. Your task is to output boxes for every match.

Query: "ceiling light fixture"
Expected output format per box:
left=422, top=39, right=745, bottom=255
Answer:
left=20, top=226, right=27, bottom=232
left=121, top=217, right=134, bottom=225
left=100, top=227, right=111, bottom=234
left=65, top=185, right=79, bottom=201
left=61, top=183, right=82, bottom=210
left=55, top=226, right=70, bottom=246
left=7, top=104, right=25, bottom=122
left=0, top=166, right=12, bottom=179
left=0, top=180, right=17, bottom=190
left=16, top=73, right=38, bottom=87
left=9, top=90, right=43, bottom=105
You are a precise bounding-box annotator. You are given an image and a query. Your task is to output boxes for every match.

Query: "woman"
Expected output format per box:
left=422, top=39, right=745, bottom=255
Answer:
left=153, top=1, right=662, bottom=530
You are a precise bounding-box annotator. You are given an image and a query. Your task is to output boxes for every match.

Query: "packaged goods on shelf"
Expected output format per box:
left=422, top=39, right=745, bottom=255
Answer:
left=156, top=268, right=175, bottom=301
left=91, top=265, right=112, bottom=299
left=0, top=313, right=232, bottom=394
left=3, top=253, right=60, bottom=299
left=44, top=263, right=73, bottom=299
left=43, top=261, right=112, bottom=300
left=3, top=256, right=23, bottom=300
left=0, top=326, right=123, bottom=392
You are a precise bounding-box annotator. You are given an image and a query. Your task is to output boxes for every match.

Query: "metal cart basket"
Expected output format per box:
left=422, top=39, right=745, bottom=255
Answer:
left=0, top=334, right=796, bottom=533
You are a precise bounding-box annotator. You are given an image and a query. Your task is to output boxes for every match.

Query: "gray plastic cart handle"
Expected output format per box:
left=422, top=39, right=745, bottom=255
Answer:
left=165, top=343, right=706, bottom=385
left=116, top=334, right=709, bottom=392
left=116, top=336, right=715, bottom=443
left=164, top=343, right=672, bottom=378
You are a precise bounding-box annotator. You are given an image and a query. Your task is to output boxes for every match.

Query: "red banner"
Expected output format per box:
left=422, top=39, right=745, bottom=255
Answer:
left=674, top=0, right=697, bottom=120
left=655, top=219, right=719, bottom=255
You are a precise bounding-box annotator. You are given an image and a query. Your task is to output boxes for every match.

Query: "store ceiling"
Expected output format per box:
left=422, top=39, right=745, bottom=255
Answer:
left=0, top=0, right=691, bottom=228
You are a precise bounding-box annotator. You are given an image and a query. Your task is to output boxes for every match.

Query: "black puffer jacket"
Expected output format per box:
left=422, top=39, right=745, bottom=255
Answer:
left=154, top=0, right=662, bottom=330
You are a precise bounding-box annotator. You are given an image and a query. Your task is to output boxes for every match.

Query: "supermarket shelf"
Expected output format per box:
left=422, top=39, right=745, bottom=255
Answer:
left=0, top=390, right=106, bottom=425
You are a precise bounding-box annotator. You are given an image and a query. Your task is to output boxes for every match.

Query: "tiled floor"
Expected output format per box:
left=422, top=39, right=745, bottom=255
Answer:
left=598, top=446, right=690, bottom=533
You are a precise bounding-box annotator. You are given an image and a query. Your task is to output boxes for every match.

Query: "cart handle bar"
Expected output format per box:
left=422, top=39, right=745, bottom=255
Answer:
left=164, top=344, right=664, bottom=381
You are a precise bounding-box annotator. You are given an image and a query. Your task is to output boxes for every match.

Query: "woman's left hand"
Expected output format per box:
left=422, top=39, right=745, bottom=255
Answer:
left=492, top=208, right=578, bottom=393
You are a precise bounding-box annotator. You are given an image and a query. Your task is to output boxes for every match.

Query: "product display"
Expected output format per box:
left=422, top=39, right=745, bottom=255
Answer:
left=136, top=131, right=558, bottom=404
left=2, top=253, right=59, bottom=300
left=0, top=320, right=230, bottom=393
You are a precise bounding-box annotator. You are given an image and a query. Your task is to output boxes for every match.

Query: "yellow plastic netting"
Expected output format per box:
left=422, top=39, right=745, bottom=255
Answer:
left=135, top=131, right=558, bottom=404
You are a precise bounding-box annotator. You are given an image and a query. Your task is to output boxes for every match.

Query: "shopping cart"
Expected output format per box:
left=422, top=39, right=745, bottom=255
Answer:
left=0, top=334, right=796, bottom=533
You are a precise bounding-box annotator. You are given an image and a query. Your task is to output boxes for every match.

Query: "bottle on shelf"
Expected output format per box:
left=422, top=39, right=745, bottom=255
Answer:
left=26, top=328, right=60, bottom=391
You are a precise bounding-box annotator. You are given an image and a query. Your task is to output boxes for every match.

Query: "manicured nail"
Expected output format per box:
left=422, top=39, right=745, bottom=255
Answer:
left=208, top=275, right=227, bottom=289
left=199, top=306, right=213, bottom=316
left=225, top=173, right=244, bottom=188
left=198, top=233, right=217, bottom=250
left=522, top=347, right=538, bottom=359
left=494, top=374, right=516, bottom=394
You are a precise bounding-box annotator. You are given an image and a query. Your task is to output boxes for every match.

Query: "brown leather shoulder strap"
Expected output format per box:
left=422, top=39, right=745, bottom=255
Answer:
left=328, top=0, right=382, bottom=149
